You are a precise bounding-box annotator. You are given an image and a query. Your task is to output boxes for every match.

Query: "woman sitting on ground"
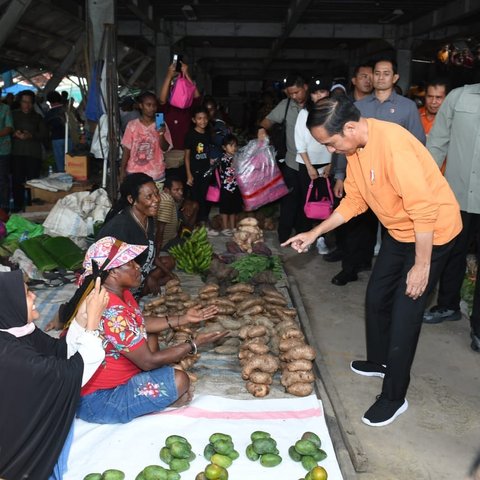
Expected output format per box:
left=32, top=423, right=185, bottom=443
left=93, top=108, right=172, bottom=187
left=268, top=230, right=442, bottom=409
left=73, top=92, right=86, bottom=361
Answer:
left=97, top=172, right=174, bottom=296
left=76, top=236, right=227, bottom=424
left=0, top=271, right=108, bottom=480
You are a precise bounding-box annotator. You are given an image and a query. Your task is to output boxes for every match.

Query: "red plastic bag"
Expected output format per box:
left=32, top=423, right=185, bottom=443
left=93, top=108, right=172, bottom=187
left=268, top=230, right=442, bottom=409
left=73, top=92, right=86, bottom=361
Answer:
left=233, top=139, right=288, bottom=211
left=170, top=74, right=196, bottom=109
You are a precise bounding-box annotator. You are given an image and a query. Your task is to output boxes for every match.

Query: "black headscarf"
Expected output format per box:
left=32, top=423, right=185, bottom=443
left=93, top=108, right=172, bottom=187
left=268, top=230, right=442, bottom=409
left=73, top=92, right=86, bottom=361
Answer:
left=0, top=270, right=84, bottom=480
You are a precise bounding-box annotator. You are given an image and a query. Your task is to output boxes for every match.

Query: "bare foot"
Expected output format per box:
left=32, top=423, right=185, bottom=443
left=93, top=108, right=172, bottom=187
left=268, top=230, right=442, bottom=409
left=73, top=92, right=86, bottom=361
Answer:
left=170, top=385, right=195, bottom=408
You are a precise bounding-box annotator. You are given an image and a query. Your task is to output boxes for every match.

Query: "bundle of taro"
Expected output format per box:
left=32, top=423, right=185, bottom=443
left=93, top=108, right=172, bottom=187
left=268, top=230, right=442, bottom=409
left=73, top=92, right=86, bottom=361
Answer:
left=238, top=324, right=279, bottom=397
left=227, top=217, right=272, bottom=255
left=278, top=320, right=316, bottom=397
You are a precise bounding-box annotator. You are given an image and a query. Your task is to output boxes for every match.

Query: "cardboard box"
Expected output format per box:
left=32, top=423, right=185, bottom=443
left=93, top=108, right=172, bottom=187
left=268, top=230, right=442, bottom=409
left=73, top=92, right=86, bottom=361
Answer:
left=66, top=154, right=89, bottom=181
left=26, top=182, right=93, bottom=205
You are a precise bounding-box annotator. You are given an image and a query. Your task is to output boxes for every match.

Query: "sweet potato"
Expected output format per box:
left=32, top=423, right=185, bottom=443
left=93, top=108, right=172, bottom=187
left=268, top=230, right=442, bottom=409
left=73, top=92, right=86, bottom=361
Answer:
left=166, top=286, right=182, bottom=295
left=263, top=295, right=288, bottom=307
left=228, top=292, right=249, bottom=303
left=281, top=370, right=315, bottom=388
left=246, top=381, right=270, bottom=397
left=283, top=345, right=316, bottom=361
left=279, top=338, right=305, bottom=352
left=249, top=371, right=273, bottom=385
left=199, top=292, right=219, bottom=301
left=245, top=325, right=267, bottom=338
left=199, top=284, right=219, bottom=294
left=242, top=354, right=279, bottom=378
left=279, top=328, right=304, bottom=341
left=218, top=317, right=241, bottom=330
left=237, top=305, right=264, bottom=317
left=226, top=283, right=254, bottom=294
left=236, top=297, right=263, bottom=312
left=248, top=342, right=270, bottom=355
left=286, top=382, right=314, bottom=397
left=286, top=360, right=313, bottom=372
left=251, top=241, right=272, bottom=257
left=165, top=278, right=180, bottom=289
left=214, top=345, right=238, bottom=355
left=145, top=296, right=166, bottom=308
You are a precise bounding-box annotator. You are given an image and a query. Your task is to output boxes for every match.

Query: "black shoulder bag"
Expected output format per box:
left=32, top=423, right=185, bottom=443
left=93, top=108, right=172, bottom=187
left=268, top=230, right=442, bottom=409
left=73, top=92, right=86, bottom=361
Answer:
left=269, top=98, right=291, bottom=162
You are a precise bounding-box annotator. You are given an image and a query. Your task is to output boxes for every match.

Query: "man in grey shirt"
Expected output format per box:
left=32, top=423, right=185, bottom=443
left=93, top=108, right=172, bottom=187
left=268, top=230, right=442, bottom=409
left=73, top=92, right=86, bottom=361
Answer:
left=356, top=59, right=425, bottom=144
left=423, top=83, right=480, bottom=352
left=259, top=73, right=309, bottom=242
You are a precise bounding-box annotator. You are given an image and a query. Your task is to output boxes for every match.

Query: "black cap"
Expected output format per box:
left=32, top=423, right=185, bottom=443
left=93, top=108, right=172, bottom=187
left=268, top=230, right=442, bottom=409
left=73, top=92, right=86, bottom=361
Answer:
left=308, top=76, right=333, bottom=93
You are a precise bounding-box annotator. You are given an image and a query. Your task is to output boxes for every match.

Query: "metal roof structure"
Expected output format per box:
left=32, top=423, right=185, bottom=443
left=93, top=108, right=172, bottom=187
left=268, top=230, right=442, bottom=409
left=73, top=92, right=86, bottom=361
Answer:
left=1, top=0, right=479, bottom=90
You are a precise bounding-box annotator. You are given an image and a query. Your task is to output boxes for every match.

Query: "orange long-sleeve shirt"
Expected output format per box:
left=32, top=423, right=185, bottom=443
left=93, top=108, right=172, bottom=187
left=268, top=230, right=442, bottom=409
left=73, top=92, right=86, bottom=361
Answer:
left=335, top=118, right=461, bottom=245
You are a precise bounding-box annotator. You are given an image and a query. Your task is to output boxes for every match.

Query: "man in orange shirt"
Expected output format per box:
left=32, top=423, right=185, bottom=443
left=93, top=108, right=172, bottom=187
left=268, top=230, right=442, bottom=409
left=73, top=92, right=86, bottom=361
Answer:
left=283, top=96, right=461, bottom=427
left=419, top=79, right=449, bottom=136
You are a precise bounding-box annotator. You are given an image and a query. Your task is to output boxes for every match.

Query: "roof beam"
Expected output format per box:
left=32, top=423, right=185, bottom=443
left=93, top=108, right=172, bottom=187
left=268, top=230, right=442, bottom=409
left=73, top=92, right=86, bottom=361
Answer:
left=43, top=33, right=85, bottom=93
left=167, top=20, right=396, bottom=40
left=0, top=0, right=33, bottom=49
left=124, top=0, right=157, bottom=32
left=263, top=0, right=312, bottom=72
left=400, top=0, right=480, bottom=38
left=190, top=47, right=348, bottom=61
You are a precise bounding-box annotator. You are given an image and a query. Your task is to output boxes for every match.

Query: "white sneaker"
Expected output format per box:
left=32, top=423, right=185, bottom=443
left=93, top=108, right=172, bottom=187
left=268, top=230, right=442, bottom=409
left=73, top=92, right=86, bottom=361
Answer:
left=316, top=236, right=331, bottom=255
left=207, top=228, right=219, bottom=237
left=221, top=229, right=233, bottom=236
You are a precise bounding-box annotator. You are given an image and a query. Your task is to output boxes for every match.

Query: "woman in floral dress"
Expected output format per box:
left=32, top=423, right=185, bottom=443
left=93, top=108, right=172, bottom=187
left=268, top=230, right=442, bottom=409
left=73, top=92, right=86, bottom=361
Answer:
left=76, top=236, right=226, bottom=424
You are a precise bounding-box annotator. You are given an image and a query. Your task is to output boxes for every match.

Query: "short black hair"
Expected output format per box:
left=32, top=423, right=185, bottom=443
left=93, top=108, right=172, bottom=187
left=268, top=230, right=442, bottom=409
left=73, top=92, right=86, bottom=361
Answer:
left=18, top=90, right=35, bottom=102
left=373, top=57, right=398, bottom=75
left=164, top=176, right=183, bottom=190
left=47, top=91, right=62, bottom=104
left=306, top=96, right=361, bottom=136
left=284, top=72, right=308, bottom=88
left=191, top=105, right=209, bottom=117
left=222, top=133, right=238, bottom=147
left=352, top=63, right=373, bottom=77
left=426, top=78, right=450, bottom=94
left=136, top=91, right=157, bottom=104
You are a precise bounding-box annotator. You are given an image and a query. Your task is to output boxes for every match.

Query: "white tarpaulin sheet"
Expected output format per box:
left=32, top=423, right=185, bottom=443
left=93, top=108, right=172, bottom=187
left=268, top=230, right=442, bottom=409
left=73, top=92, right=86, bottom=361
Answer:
left=66, top=394, right=343, bottom=479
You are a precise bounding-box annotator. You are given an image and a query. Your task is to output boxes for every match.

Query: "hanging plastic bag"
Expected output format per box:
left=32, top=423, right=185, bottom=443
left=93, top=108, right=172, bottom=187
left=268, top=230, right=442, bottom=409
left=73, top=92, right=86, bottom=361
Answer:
left=169, top=74, right=196, bottom=109
left=233, top=139, right=289, bottom=211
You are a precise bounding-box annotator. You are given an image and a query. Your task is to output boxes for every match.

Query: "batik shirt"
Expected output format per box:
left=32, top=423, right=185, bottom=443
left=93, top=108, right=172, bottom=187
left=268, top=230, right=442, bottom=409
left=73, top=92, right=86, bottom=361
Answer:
left=219, top=152, right=238, bottom=192
left=81, top=290, right=146, bottom=396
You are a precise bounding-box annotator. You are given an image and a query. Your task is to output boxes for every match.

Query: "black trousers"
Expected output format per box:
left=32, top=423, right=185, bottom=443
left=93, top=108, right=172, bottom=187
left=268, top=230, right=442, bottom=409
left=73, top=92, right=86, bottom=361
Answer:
left=11, top=155, right=42, bottom=209
left=365, top=233, right=454, bottom=400
left=278, top=164, right=310, bottom=243
left=336, top=208, right=378, bottom=274
left=437, top=211, right=480, bottom=324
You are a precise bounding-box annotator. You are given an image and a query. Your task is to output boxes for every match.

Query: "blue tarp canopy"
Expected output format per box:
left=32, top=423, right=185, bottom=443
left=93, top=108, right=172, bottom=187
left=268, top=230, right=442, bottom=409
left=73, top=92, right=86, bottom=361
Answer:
left=2, top=83, right=37, bottom=95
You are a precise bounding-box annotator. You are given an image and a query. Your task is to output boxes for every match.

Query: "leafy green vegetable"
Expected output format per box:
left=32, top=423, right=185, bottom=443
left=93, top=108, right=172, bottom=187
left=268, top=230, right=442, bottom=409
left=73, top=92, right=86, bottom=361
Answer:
left=231, top=254, right=282, bottom=283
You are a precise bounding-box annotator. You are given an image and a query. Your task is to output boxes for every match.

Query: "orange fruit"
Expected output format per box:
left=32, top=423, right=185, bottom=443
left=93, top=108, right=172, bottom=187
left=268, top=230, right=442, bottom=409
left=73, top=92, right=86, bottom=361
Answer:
left=310, top=466, right=328, bottom=480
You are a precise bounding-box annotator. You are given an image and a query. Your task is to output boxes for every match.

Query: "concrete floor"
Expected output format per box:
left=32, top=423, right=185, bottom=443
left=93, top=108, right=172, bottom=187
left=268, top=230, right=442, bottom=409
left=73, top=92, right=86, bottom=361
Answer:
left=280, top=245, right=480, bottom=480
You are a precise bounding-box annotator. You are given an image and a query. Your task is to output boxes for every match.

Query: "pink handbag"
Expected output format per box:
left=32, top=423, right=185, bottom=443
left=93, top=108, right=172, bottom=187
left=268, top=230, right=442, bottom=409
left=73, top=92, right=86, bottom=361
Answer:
left=169, top=74, right=196, bottom=109
left=304, top=178, right=334, bottom=220
left=206, top=169, right=221, bottom=203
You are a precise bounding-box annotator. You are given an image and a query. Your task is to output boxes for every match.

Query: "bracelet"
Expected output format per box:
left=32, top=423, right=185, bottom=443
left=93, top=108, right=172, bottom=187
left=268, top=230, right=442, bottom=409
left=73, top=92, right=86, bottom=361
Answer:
left=166, top=315, right=174, bottom=330
left=184, top=338, right=198, bottom=355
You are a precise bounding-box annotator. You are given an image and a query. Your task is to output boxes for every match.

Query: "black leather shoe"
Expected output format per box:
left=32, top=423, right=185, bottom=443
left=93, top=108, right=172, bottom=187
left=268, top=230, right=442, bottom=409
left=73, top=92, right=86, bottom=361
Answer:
left=331, top=270, right=358, bottom=286
left=323, top=249, right=344, bottom=262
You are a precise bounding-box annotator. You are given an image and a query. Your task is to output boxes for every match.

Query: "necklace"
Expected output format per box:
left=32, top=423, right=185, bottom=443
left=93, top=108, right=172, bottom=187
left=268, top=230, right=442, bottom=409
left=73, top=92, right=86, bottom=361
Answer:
left=130, top=207, right=148, bottom=236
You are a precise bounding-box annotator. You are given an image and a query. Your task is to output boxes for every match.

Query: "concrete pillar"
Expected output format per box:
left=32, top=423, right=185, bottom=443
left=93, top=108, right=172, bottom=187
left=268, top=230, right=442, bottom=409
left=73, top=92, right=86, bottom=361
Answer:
left=88, top=0, right=115, bottom=60
left=396, top=49, right=412, bottom=95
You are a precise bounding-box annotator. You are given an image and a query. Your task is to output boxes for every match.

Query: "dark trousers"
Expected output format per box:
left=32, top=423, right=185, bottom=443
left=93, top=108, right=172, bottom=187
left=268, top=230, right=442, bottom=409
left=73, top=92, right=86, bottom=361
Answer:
left=278, top=164, right=310, bottom=243
left=190, top=169, right=211, bottom=223
left=365, top=233, right=454, bottom=400
left=11, top=155, right=41, bottom=209
left=0, top=154, right=10, bottom=210
left=437, top=211, right=480, bottom=317
left=336, top=208, right=378, bottom=274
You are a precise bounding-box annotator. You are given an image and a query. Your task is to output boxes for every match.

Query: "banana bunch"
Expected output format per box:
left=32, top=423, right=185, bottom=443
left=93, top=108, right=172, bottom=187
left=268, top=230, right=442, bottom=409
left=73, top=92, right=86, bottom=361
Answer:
left=169, top=227, right=213, bottom=274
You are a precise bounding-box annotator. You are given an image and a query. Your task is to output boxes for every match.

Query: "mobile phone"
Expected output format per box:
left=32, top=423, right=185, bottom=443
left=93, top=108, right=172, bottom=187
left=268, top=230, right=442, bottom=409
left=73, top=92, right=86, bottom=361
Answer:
left=155, top=113, right=165, bottom=130
left=172, top=54, right=178, bottom=66
left=175, top=54, right=183, bottom=72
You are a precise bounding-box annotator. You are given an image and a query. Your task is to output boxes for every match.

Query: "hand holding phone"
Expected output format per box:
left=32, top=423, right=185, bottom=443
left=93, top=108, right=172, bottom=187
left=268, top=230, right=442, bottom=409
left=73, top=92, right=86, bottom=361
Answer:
left=155, top=113, right=165, bottom=130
